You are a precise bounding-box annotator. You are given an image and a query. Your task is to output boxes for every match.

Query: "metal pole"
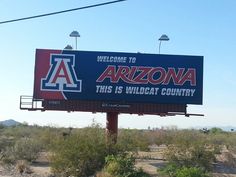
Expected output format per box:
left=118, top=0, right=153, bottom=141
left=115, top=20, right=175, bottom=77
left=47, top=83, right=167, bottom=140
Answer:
left=106, top=112, right=118, bottom=144
left=159, top=40, right=162, bottom=54
left=75, top=37, right=77, bottom=50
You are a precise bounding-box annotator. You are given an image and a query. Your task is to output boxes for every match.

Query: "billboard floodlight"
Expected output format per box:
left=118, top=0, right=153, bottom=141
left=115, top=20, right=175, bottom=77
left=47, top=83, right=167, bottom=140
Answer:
left=64, top=45, right=73, bottom=50
left=158, top=34, right=169, bottom=54
left=69, top=30, right=80, bottom=50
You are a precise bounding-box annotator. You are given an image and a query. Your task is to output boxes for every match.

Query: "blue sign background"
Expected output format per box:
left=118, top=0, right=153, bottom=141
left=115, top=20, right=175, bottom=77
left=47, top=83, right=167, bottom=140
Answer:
left=57, top=50, right=203, bottom=105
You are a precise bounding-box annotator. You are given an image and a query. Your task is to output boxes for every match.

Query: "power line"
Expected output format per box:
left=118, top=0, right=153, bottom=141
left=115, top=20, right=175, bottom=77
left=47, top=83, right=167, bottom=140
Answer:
left=0, top=0, right=127, bottom=25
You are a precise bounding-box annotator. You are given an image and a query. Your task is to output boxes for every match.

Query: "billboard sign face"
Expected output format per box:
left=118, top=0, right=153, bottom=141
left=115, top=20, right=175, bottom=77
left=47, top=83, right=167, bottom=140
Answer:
left=34, top=49, right=203, bottom=105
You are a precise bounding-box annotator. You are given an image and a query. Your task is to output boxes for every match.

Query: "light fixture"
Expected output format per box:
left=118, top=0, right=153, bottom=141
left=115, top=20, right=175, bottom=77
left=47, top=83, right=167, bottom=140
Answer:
left=64, top=45, right=73, bottom=50
left=158, top=34, right=169, bottom=54
left=69, top=30, right=80, bottom=50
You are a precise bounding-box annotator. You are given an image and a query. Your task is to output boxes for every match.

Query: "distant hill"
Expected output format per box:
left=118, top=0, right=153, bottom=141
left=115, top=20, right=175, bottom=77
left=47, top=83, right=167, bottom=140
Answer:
left=0, top=119, right=21, bottom=126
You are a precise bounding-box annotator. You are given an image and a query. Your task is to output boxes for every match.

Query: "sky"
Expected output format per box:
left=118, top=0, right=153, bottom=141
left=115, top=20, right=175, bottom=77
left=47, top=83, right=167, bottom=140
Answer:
left=0, top=0, right=236, bottom=129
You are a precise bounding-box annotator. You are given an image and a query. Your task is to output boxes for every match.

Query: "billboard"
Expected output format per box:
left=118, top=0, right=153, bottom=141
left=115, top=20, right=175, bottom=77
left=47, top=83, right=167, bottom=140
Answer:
left=33, top=49, right=203, bottom=105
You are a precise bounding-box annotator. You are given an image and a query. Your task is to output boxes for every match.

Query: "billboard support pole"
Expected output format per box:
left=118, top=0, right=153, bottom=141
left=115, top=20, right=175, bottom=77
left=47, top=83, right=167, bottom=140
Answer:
left=106, top=112, right=118, bottom=144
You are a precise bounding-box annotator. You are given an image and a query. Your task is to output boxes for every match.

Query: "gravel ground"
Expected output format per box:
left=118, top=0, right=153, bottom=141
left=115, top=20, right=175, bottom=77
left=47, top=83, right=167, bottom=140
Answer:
left=0, top=164, right=52, bottom=177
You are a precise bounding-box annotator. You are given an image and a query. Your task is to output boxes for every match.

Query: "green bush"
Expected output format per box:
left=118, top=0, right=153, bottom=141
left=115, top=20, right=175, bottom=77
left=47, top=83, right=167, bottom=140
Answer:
left=1, top=138, right=42, bottom=164
left=38, top=126, right=61, bottom=150
left=105, top=153, right=135, bottom=176
left=117, top=129, right=149, bottom=151
left=164, top=144, right=215, bottom=171
left=49, top=124, right=107, bottom=177
left=0, top=136, right=15, bottom=153
left=224, top=132, right=236, bottom=153
left=209, top=127, right=224, bottom=134
left=160, top=164, right=210, bottom=177
left=13, top=138, right=42, bottom=162
left=1, top=146, right=15, bottom=164
left=104, top=153, right=150, bottom=177
left=163, top=130, right=215, bottom=171
left=176, top=167, right=210, bottom=177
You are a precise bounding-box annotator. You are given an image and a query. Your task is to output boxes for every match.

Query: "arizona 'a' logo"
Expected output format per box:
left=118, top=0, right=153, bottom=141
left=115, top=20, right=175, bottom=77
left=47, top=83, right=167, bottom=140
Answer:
left=41, top=54, right=82, bottom=92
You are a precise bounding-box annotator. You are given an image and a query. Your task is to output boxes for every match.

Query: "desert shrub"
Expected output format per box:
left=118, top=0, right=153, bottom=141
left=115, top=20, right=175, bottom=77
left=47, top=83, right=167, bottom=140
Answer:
left=172, top=130, right=206, bottom=145
left=207, top=132, right=227, bottom=144
left=15, top=160, right=32, bottom=174
left=117, top=129, right=149, bottom=151
left=49, top=124, right=108, bottom=177
left=175, top=167, right=210, bottom=177
left=159, top=163, right=178, bottom=177
left=0, top=136, right=15, bottom=153
left=164, top=143, right=215, bottom=171
left=105, top=153, right=135, bottom=176
left=37, top=126, right=62, bottom=150
left=13, top=138, right=42, bottom=162
left=209, top=127, right=225, bottom=134
left=151, top=129, right=204, bottom=147
left=205, top=129, right=236, bottom=154
left=1, top=137, right=42, bottom=164
left=1, top=146, right=15, bottom=164
left=96, top=171, right=113, bottom=177
left=103, top=153, right=150, bottom=177
left=163, top=130, right=215, bottom=171
left=159, top=164, right=210, bottom=177
left=0, top=124, right=5, bottom=132
left=152, top=130, right=173, bottom=146
left=155, top=130, right=179, bottom=146
left=224, top=133, right=236, bottom=152
left=2, top=125, right=31, bottom=139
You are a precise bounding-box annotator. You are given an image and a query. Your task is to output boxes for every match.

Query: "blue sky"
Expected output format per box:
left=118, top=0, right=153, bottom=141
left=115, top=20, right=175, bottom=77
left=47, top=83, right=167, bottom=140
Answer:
left=0, top=0, right=236, bottom=129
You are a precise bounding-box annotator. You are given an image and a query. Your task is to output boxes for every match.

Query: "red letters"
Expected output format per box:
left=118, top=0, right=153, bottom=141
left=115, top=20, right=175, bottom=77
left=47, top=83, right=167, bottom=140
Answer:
left=96, top=65, right=196, bottom=86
